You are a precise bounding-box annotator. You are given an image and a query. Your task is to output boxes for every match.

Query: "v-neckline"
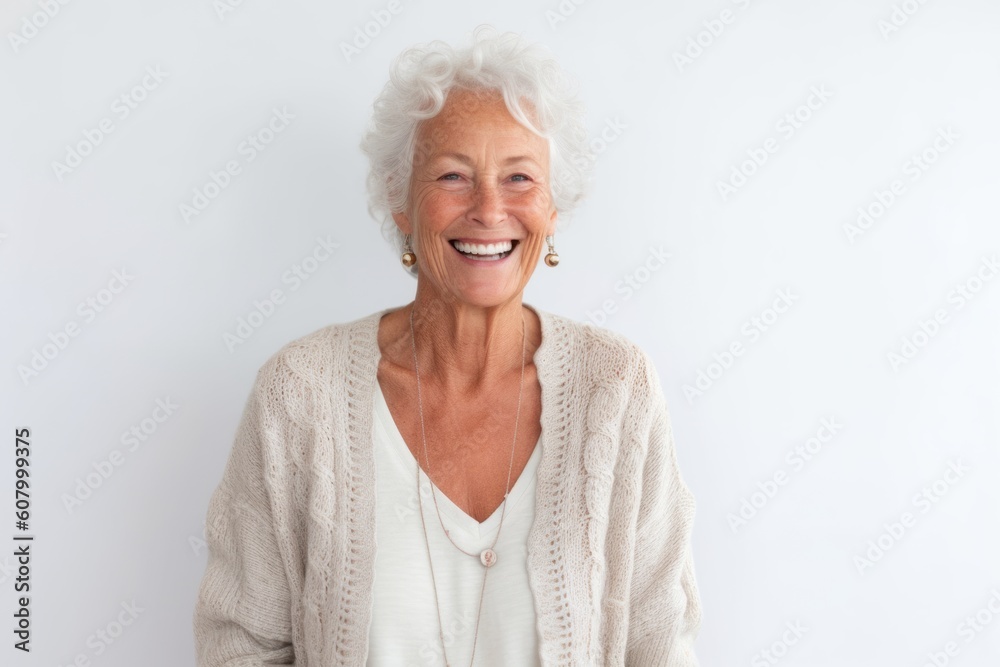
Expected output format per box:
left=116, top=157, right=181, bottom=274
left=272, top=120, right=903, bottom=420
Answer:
left=373, top=372, right=542, bottom=541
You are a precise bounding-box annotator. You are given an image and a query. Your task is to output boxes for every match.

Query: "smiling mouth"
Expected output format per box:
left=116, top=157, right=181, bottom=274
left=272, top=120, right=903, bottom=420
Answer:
left=449, top=239, right=519, bottom=261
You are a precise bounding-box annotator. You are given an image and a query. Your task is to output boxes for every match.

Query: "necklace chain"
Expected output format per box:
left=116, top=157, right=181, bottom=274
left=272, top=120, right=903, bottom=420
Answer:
left=410, top=303, right=527, bottom=667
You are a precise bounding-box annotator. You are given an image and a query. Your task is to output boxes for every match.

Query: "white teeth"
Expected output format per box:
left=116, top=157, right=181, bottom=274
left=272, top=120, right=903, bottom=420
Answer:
left=453, top=240, right=514, bottom=255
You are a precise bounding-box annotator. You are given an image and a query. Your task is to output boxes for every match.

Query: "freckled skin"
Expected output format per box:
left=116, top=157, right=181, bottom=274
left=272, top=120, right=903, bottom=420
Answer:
left=391, top=87, right=557, bottom=308
left=376, top=88, right=556, bottom=523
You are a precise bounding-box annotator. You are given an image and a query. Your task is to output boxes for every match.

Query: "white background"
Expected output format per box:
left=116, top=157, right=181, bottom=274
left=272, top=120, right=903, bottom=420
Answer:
left=2, top=0, right=999, bottom=665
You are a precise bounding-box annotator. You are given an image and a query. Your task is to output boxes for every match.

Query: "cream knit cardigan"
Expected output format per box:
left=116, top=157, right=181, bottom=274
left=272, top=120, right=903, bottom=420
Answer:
left=192, top=304, right=702, bottom=666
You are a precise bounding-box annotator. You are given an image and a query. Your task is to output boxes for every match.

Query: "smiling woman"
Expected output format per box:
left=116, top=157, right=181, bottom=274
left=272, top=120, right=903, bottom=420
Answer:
left=193, top=24, right=702, bottom=667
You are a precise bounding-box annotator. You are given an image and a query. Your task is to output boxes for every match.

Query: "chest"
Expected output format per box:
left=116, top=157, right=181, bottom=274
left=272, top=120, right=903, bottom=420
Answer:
left=376, top=363, right=542, bottom=524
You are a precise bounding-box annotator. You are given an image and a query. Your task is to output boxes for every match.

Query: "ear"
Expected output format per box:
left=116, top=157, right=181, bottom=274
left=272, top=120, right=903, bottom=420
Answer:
left=391, top=210, right=412, bottom=235
left=546, top=208, right=558, bottom=237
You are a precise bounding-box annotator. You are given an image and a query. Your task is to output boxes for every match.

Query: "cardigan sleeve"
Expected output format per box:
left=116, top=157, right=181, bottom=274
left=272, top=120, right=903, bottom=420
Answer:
left=625, top=355, right=702, bottom=667
left=192, top=359, right=296, bottom=665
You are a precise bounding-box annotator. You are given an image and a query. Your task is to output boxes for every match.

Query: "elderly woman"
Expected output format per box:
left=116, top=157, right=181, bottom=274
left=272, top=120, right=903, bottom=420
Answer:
left=193, top=26, right=701, bottom=666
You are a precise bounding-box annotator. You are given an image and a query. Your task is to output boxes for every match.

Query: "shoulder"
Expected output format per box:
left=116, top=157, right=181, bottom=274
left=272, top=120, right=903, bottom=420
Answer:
left=537, top=309, right=670, bottom=446
left=247, top=308, right=385, bottom=411
left=535, top=307, right=661, bottom=393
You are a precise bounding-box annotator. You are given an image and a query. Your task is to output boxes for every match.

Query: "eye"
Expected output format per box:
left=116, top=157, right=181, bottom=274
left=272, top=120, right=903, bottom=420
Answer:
left=439, top=172, right=461, bottom=181
left=510, top=174, right=531, bottom=182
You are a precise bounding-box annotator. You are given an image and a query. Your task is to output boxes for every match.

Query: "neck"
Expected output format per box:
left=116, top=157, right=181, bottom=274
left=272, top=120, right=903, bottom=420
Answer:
left=408, top=284, right=529, bottom=394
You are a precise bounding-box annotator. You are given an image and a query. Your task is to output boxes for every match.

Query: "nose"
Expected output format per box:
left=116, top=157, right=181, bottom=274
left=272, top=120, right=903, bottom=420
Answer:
left=469, top=180, right=507, bottom=226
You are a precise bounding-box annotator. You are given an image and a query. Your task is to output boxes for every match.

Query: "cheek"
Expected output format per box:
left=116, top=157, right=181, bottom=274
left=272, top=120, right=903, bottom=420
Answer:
left=510, top=188, right=554, bottom=216
left=517, top=233, right=549, bottom=264
left=412, top=189, right=460, bottom=223
left=419, top=189, right=467, bottom=215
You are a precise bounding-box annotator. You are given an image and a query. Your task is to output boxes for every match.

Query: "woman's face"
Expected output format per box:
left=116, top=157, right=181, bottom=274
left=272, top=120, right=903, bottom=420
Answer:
left=392, top=88, right=557, bottom=309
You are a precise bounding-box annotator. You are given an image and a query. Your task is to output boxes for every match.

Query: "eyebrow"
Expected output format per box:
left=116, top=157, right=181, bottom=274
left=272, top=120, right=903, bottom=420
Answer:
left=432, top=152, right=541, bottom=167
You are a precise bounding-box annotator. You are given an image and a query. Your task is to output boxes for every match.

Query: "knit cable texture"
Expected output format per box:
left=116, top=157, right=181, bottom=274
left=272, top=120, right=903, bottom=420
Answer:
left=193, top=305, right=701, bottom=666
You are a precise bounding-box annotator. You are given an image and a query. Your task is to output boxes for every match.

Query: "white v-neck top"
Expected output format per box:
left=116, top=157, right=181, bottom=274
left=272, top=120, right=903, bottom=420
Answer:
left=368, top=380, right=543, bottom=667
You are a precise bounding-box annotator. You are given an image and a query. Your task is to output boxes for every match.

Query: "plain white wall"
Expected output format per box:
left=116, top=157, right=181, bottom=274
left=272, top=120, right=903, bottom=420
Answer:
left=2, top=0, right=999, bottom=664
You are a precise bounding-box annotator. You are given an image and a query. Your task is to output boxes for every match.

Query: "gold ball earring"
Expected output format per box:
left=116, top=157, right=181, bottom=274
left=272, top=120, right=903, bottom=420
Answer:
left=401, top=234, right=416, bottom=268
left=544, top=235, right=560, bottom=267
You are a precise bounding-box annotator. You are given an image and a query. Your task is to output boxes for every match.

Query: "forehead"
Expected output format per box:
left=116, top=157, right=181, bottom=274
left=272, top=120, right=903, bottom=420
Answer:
left=415, top=88, right=548, bottom=159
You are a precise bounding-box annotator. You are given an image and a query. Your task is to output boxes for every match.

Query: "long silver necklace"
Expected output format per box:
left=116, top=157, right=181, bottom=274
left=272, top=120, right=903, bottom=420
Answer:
left=409, top=303, right=527, bottom=667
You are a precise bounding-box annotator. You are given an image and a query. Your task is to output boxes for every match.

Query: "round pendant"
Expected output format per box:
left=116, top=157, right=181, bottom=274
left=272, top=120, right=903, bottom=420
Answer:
left=480, top=548, right=497, bottom=568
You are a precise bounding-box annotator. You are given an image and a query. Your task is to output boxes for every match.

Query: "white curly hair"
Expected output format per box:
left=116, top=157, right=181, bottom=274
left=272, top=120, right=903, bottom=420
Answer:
left=359, top=24, right=594, bottom=276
